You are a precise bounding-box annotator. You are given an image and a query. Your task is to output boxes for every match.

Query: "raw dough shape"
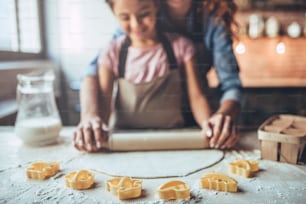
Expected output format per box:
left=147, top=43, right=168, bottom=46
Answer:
left=65, top=170, right=94, bottom=190
left=106, top=177, right=142, bottom=200
left=26, top=161, right=60, bottom=180
left=247, top=160, right=259, bottom=172
left=157, top=180, right=190, bottom=200
left=200, top=172, right=238, bottom=192
left=75, top=149, right=224, bottom=178
left=229, top=159, right=259, bottom=178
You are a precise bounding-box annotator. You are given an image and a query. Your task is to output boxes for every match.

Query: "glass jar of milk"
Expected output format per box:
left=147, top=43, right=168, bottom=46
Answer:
left=15, top=70, right=62, bottom=146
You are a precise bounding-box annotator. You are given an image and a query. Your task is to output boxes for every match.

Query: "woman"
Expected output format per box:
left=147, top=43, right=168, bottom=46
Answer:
left=74, top=0, right=243, bottom=152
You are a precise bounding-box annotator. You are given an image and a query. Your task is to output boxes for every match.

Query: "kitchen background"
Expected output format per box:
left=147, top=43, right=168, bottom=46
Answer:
left=0, top=0, right=305, bottom=129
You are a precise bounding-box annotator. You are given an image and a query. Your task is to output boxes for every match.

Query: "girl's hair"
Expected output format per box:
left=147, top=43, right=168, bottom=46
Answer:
left=105, top=0, right=160, bottom=10
left=105, top=0, right=112, bottom=9
left=202, top=0, right=238, bottom=35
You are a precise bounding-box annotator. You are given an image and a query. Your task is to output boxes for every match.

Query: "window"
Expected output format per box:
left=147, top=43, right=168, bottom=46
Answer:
left=0, top=0, right=44, bottom=60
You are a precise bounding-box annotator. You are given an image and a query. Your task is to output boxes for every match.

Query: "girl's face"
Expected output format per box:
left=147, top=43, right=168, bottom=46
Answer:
left=112, top=0, right=158, bottom=44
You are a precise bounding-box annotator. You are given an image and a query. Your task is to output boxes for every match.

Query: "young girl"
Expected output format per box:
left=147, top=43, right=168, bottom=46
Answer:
left=74, top=0, right=212, bottom=151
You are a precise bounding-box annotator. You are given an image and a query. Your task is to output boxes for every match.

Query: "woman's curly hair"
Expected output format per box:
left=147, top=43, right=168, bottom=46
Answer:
left=202, top=0, right=238, bottom=35
left=105, top=0, right=238, bottom=35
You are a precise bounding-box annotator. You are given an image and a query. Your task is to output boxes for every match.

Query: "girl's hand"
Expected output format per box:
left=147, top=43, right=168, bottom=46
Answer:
left=204, top=113, right=239, bottom=149
left=73, top=116, right=108, bottom=152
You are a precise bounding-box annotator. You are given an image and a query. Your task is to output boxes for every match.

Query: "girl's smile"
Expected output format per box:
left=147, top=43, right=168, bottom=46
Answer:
left=112, top=0, right=159, bottom=48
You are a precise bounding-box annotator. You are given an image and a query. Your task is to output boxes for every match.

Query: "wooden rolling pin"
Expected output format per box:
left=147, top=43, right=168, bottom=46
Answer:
left=102, top=128, right=208, bottom=151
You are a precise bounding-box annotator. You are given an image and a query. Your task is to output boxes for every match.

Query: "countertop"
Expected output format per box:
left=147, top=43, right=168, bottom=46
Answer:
left=0, top=126, right=305, bottom=204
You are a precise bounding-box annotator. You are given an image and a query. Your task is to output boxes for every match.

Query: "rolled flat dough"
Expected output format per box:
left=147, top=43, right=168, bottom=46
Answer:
left=74, top=149, right=224, bottom=179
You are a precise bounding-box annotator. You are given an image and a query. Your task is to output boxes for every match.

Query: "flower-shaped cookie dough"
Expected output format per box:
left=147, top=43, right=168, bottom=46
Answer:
left=229, top=159, right=259, bottom=178
left=157, top=180, right=190, bottom=200
left=106, top=177, right=142, bottom=200
left=26, top=161, right=60, bottom=180
left=200, top=173, right=238, bottom=192
left=65, top=170, right=94, bottom=190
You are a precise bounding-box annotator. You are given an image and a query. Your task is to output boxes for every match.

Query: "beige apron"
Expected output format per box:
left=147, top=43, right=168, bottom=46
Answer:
left=112, top=33, right=185, bottom=129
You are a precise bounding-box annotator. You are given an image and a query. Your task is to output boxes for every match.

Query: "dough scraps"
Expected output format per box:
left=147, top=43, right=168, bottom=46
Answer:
left=157, top=180, right=190, bottom=200
left=65, top=170, right=95, bottom=190
left=73, top=149, right=224, bottom=179
left=26, top=161, right=60, bottom=180
left=106, top=177, right=142, bottom=200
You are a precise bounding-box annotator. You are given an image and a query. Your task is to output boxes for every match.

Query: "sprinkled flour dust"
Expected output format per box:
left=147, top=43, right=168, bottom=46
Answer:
left=1, top=135, right=306, bottom=204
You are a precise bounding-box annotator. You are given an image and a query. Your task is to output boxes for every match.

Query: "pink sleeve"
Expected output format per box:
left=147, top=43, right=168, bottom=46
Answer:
left=98, top=39, right=121, bottom=76
left=178, top=36, right=196, bottom=63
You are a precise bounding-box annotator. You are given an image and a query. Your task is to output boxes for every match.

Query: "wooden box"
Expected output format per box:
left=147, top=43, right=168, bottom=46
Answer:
left=258, top=114, right=306, bottom=164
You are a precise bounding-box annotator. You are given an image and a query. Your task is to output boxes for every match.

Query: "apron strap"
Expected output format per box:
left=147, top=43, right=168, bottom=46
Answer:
left=157, top=32, right=178, bottom=70
left=118, top=37, right=131, bottom=78
left=118, top=33, right=178, bottom=78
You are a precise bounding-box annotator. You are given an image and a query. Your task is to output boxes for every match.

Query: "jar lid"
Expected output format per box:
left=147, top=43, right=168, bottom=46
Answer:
left=17, top=70, right=55, bottom=83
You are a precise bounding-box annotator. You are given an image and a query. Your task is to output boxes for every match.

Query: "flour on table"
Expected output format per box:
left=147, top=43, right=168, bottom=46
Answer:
left=72, top=149, right=224, bottom=178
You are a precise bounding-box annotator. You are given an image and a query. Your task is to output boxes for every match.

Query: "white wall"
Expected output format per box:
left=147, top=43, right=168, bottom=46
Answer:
left=44, top=0, right=117, bottom=82
left=44, top=0, right=118, bottom=124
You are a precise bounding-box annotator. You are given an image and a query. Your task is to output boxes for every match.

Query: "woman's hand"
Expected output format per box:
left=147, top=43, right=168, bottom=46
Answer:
left=73, top=116, right=108, bottom=152
left=202, top=113, right=239, bottom=149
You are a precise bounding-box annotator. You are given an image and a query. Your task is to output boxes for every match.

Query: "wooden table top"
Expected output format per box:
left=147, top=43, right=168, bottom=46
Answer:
left=0, top=126, right=305, bottom=203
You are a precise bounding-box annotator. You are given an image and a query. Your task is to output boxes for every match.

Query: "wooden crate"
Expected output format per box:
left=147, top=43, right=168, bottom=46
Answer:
left=258, top=114, right=306, bottom=164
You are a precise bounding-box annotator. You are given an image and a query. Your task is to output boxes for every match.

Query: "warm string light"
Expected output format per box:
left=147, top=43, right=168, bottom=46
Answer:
left=235, top=42, right=246, bottom=54
left=235, top=38, right=286, bottom=55
left=276, top=41, right=286, bottom=54
left=235, top=24, right=247, bottom=55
